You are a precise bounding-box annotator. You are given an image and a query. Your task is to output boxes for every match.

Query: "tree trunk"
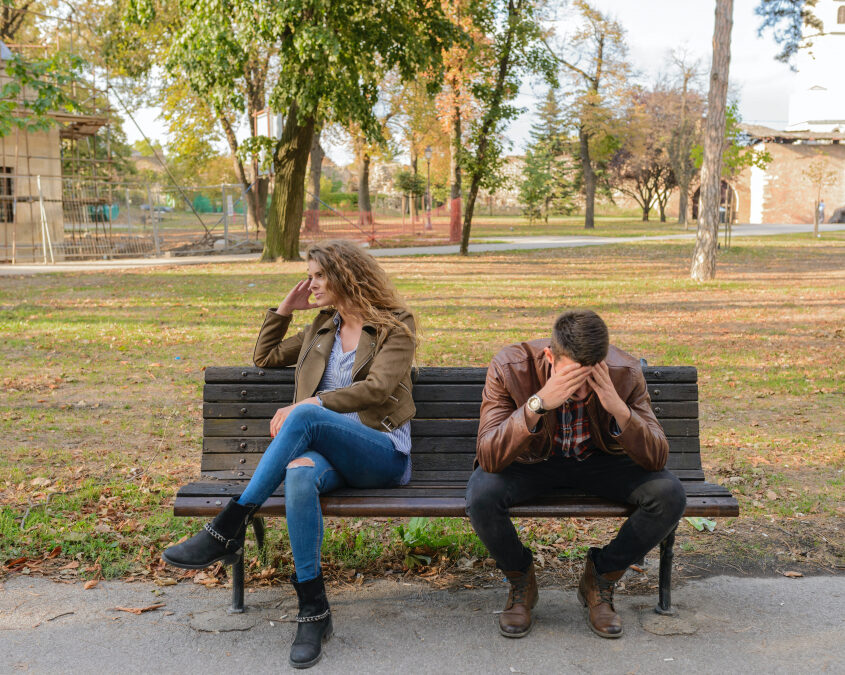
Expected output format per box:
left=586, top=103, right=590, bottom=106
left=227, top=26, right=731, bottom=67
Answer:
left=461, top=0, right=518, bottom=254
left=358, top=150, right=372, bottom=228
left=678, top=187, right=688, bottom=227
left=641, top=204, right=649, bottom=222
left=461, top=173, right=482, bottom=255
left=579, top=126, right=596, bottom=229
left=263, top=103, right=315, bottom=261
left=691, top=0, right=733, bottom=281
left=304, top=129, right=324, bottom=233
left=813, top=199, right=819, bottom=237
left=410, top=153, right=419, bottom=226
left=449, top=105, right=462, bottom=243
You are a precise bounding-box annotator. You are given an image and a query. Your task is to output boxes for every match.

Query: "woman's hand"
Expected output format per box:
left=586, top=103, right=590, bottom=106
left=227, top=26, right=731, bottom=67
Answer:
left=269, top=397, right=321, bottom=437
left=277, top=280, right=318, bottom=316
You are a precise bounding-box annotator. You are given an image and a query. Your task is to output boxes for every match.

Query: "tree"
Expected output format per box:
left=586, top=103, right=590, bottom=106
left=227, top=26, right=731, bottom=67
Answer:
left=691, top=0, right=733, bottom=282
left=436, top=0, right=489, bottom=242
left=1, top=50, right=83, bottom=138
left=304, top=128, right=324, bottom=233
left=803, top=150, right=837, bottom=237
left=395, top=80, right=441, bottom=228
left=610, top=88, right=677, bottom=222
left=459, top=0, right=555, bottom=255
left=545, top=0, right=630, bottom=229
left=129, top=0, right=453, bottom=260
left=520, top=86, right=573, bottom=224
left=665, top=50, right=704, bottom=227
left=118, top=0, right=272, bottom=236
left=756, top=0, right=824, bottom=64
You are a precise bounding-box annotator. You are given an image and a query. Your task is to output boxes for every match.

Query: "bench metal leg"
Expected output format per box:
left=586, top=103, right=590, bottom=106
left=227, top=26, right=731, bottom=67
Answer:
left=655, top=526, right=677, bottom=615
left=228, top=552, right=245, bottom=614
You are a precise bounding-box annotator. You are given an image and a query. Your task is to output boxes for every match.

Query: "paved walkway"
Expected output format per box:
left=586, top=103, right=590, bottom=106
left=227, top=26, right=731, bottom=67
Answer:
left=1, top=574, right=842, bottom=673
left=2, top=223, right=843, bottom=275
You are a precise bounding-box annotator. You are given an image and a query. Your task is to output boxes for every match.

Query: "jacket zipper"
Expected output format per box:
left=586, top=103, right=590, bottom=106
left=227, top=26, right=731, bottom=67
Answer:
left=350, top=339, right=377, bottom=381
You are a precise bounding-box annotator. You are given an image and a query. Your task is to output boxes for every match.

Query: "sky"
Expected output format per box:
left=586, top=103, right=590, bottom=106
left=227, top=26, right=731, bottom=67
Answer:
left=122, top=0, right=807, bottom=167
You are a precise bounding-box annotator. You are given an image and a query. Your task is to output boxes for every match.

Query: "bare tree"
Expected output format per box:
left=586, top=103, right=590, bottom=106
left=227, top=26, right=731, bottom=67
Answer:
left=691, top=0, right=733, bottom=282
left=666, top=50, right=704, bottom=228
left=803, top=150, right=837, bottom=237
left=545, top=0, right=630, bottom=229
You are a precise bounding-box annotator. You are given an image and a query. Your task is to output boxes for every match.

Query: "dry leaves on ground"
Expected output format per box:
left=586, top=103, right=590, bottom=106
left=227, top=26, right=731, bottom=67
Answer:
left=112, top=603, right=166, bottom=615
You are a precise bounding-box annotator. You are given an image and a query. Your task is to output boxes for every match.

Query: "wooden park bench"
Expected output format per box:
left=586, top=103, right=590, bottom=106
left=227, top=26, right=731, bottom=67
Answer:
left=173, top=364, right=739, bottom=615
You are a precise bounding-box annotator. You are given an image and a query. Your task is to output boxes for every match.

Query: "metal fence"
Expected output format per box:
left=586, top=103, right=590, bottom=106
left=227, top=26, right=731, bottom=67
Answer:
left=2, top=175, right=520, bottom=263
left=1, top=176, right=258, bottom=263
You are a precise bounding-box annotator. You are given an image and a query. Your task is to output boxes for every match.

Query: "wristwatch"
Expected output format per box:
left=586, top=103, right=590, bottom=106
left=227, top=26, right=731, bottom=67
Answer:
left=526, top=394, right=547, bottom=415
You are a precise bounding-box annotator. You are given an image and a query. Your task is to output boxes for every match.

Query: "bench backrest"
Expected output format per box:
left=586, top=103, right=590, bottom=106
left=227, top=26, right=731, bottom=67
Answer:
left=202, top=366, right=702, bottom=484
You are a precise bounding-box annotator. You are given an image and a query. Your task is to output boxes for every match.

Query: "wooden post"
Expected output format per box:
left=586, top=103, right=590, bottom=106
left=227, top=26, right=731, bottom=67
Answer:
left=221, top=185, right=229, bottom=249
left=37, top=176, right=54, bottom=264
left=148, top=186, right=160, bottom=256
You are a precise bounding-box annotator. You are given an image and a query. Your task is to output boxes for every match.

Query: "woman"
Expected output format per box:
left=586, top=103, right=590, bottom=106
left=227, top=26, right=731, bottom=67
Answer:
left=163, top=239, right=417, bottom=669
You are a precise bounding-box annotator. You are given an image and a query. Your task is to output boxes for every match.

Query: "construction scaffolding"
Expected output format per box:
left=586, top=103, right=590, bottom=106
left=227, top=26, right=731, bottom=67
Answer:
left=0, top=5, right=171, bottom=262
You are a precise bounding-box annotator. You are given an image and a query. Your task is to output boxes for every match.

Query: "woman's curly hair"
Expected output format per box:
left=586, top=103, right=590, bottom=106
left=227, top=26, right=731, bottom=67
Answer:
left=305, top=240, right=418, bottom=347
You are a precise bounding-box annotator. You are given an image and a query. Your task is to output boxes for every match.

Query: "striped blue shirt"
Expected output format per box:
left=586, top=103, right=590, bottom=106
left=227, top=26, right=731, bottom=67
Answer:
left=316, top=318, right=412, bottom=485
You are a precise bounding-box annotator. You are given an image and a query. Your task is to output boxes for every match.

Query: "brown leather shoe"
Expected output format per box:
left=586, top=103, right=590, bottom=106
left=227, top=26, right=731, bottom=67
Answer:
left=577, top=549, right=625, bottom=638
left=499, top=561, right=539, bottom=638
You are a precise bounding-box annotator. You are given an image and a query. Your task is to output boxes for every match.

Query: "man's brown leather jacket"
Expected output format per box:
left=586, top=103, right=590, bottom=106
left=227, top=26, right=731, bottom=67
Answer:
left=476, top=339, right=669, bottom=473
left=253, top=308, right=416, bottom=432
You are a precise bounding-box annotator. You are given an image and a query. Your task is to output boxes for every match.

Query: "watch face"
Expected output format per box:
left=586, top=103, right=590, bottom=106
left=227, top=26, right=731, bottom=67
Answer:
left=528, top=395, right=541, bottom=412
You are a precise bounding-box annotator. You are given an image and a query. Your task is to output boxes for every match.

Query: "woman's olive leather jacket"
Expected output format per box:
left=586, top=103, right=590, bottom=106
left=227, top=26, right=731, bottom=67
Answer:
left=253, top=308, right=416, bottom=432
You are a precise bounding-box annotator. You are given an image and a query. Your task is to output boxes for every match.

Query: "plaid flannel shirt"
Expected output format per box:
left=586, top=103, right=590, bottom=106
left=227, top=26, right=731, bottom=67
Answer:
left=553, top=396, right=594, bottom=460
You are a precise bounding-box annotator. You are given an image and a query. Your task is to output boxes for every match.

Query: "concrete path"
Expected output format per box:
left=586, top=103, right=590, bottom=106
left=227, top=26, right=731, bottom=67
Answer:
left=2, top=223, right=843, bottom=276
left=1, top=574, right=842, bottom=674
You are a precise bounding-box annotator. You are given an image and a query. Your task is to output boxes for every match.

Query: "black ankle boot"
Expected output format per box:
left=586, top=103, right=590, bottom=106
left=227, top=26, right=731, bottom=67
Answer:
left=289, top=573, right=333, bottom=669
left=162, top=499, right=258, bottom=569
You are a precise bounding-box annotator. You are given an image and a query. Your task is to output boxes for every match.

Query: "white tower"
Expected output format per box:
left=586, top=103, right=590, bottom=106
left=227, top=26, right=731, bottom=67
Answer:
left=787, top=0, right=845, bottom=131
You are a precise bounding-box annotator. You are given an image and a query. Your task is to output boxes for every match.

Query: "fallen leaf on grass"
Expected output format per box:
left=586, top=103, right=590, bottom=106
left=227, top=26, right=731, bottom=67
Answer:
left=83, top=579, right=99, bottom=590
left=58, top=560, right=80, bottom=570
left=113, top=603, right=165, bottom=615
left=782, top=571, right=803, bottom=578
left=685, top=517, right=716, bottom=532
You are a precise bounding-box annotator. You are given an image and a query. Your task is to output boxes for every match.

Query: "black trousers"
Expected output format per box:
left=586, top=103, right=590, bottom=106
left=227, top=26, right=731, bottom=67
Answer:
left=465, top=450, right=686, bottom=576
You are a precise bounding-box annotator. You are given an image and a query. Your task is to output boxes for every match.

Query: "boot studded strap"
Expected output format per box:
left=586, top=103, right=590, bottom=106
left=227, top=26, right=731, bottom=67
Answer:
left=295, top=608, right=331, bottom=623
left=203, top=523, right=239, bottom=549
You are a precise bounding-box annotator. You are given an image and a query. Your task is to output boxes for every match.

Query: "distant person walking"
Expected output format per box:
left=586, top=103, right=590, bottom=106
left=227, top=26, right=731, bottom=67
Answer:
left=818, top=199, right=825, bottom=226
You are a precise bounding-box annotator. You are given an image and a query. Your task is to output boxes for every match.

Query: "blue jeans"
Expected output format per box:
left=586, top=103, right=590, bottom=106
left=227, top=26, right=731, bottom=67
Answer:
left=236, top=404, right=408, bottom=582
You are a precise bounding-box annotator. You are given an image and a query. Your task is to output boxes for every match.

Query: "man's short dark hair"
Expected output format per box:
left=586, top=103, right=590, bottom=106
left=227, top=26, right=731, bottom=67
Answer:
left=550, top=310, right=609, bottom=366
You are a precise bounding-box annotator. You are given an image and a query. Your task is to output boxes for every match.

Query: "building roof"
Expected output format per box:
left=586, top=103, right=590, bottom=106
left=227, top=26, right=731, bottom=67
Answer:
left=741, top=123, right=845, bottom=142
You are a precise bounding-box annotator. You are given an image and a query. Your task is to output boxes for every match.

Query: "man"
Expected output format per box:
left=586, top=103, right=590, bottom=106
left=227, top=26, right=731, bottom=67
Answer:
left=465, top=309, right=686, bottom=639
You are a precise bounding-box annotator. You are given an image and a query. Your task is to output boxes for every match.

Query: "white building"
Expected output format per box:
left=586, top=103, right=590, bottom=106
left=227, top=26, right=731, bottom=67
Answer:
left=787, top=0, right=845, bottom=132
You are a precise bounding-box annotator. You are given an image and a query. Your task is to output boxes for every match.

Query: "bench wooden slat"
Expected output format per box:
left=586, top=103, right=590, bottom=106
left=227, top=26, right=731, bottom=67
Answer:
left=200, top=449, right=705, bottom=474
left=201, top=435, right=702, bottom=454
left=177, top=479, right=735, bottom=499
left=204, top=365, right=699, bottom=385
left=204, top=417, right=700, bottom=439
left=174, top=493, right=737, bottom=519
left=202, top=401, right=698, bottom=428
left=202, top=382, right=697, bottom=405
left=199, top=468, right=709, bottom=482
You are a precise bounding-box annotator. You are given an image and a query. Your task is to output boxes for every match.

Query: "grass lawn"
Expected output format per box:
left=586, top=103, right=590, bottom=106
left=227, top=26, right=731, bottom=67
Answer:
left=467, top=215, right=693, bottom=239
left=1, top=232, right=843, bottom=587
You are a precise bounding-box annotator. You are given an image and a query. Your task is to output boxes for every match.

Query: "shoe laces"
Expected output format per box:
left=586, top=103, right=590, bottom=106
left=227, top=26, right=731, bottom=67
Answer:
left=508, top=574, right=531, bottom=605
left=596, top=575, right=616, bottom=607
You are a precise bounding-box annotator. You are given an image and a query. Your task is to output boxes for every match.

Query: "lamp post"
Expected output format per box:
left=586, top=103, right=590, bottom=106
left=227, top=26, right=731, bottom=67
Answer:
left=424, top=145, right=433, bottom=231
